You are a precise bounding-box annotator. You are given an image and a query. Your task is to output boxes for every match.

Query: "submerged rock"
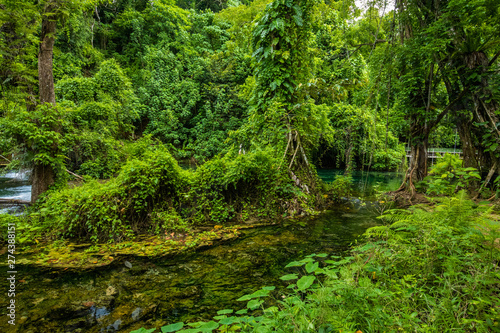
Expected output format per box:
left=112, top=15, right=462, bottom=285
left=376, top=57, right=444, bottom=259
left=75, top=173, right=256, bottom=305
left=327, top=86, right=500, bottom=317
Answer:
left=131, top=307, right=142, bottom=321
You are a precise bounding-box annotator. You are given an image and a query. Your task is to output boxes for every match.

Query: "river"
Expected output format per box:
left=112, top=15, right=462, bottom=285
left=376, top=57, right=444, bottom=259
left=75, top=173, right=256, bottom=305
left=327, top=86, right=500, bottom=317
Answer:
left=0, top=169, right=402, bottom=333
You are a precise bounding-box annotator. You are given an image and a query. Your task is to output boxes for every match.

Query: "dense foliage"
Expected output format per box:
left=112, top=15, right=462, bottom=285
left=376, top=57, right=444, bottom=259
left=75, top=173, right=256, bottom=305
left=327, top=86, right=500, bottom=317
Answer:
left=1, top=0, right=497, bottom=190
left=0, top=0, right=499, bottom=331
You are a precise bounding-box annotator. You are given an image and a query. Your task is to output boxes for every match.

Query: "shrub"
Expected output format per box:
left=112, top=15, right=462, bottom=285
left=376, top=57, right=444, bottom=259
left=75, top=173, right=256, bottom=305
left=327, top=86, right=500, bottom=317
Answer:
left=189, top=147, right=299, bottom=224
left=421, top=153, right=480, bottom=196
left=31, top=145, right=190, bottom=242
left=326, top=174, right=353, bottom=203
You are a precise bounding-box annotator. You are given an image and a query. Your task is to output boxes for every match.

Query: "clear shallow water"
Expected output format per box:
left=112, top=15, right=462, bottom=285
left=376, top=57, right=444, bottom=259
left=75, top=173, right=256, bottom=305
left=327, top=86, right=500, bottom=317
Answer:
left=0, top=209, right=380, bottom=333
left=0, top=170, right=401, bottom=333
left=317, top=169, right=403, bottom=198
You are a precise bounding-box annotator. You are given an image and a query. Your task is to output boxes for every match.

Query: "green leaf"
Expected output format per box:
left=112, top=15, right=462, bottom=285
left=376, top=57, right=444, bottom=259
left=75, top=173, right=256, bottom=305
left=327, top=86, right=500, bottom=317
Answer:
left=305, top=261, right=319, bottom=273
left=237, top=289, right=270, bottom=301
left=280, top=274, right=298, bottom=281
left=198, top=321, right=219, bottom=332
left=237, top=294, right=253, bottom=301
left=235, top=309, right=248, bottom=315
left=285, top=261, right=304, bottom=268
left=218, top=316, right=238, bottom=326
left=247, top=299, right=264, bottom=309
left=216, top=309, right=233, bottom=315
left=297, top=275, right=315, bottom=291
left=162, top=322, right=184, bottom=332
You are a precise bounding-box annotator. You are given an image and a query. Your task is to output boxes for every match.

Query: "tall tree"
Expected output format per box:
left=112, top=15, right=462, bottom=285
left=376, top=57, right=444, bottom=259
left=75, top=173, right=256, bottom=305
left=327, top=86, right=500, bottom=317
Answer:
left=393, top=0, right=500, bottom=195
left=31, top=0, right=58, bottom=203
left=237, top=0, right=332, bottom=196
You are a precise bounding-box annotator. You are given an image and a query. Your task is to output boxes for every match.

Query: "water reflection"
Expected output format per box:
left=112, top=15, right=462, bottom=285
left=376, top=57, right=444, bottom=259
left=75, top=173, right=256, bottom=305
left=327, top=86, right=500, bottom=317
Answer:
left=317, top=169, right=403, bottom=198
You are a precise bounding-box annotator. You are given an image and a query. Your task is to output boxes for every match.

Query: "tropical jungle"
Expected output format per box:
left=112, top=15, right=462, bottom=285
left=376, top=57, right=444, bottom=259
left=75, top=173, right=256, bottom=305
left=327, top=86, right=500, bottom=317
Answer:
left=0, top=0, right=499, bottom=332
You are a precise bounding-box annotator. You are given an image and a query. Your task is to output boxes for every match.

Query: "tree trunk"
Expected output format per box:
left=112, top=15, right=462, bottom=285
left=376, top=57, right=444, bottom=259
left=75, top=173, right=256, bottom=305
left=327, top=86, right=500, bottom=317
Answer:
left=456, top=113, right=479, bottom=169
left=31, top=164, right=55, bottom=203
left=32, top=7, right=57, bottom=203
left=398, top=127, right=428, bottom=195
left=457, top=51, right=500, bottom=177
left=38, top=14, right=56, bottom=105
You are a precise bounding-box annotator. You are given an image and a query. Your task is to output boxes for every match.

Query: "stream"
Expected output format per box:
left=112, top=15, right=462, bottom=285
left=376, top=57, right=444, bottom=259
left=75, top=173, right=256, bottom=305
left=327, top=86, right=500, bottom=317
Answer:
left=0, top=171, right=30, bottom=215
left=0, top=169, right=402, bottom=333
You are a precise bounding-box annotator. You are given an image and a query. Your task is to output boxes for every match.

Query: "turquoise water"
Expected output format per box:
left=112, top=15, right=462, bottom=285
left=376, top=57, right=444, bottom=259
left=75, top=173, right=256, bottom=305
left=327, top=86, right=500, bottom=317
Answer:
left=317, top=169, right=403, bottom=198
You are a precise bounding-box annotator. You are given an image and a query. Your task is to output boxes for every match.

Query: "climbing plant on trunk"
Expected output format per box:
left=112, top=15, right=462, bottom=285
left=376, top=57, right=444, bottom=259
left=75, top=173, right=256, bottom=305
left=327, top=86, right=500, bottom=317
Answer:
left=236, top=0, right=332, bottom=198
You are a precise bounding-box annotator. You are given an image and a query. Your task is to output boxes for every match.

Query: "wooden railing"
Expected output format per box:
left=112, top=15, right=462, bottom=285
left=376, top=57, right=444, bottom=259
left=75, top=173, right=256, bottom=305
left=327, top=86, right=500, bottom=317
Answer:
left=405, top=148, right=462, bottom=159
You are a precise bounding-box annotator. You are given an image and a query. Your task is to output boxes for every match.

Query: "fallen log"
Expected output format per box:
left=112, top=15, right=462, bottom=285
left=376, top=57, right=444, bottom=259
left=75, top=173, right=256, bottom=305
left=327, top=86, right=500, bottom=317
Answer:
left=0, top=198, right=31, bottom=205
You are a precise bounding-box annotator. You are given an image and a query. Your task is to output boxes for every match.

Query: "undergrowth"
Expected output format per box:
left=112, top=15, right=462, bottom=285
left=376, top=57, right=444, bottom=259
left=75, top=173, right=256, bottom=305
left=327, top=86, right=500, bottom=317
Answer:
left=133, top=191, right=500, bottom=332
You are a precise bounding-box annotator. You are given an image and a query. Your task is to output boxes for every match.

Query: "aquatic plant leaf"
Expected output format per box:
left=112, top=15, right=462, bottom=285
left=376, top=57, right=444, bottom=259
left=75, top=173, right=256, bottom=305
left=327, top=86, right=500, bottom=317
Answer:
left=161, top=322, right=184, bottom=332
left=235, top=309, right=248, bottom=315
left=305, top=261, right=319, bottom=273
left=280, top=274, right=298, bottom=280
left=216, top=309, right=234, bottom=315
left=247, top=299, right=264, bottom=309
left=297, top=275, right=315, bottom=290
left=285, top=261, right=305, bottom=267
left=198, top=321, right=219, bottom=332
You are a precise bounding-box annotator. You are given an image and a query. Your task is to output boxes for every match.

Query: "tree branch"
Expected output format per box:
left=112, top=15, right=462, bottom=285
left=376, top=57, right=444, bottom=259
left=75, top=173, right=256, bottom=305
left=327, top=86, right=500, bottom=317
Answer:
left=428, top=87, right=469, bottom=131
left=488, top=50, right=500, bottom=66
